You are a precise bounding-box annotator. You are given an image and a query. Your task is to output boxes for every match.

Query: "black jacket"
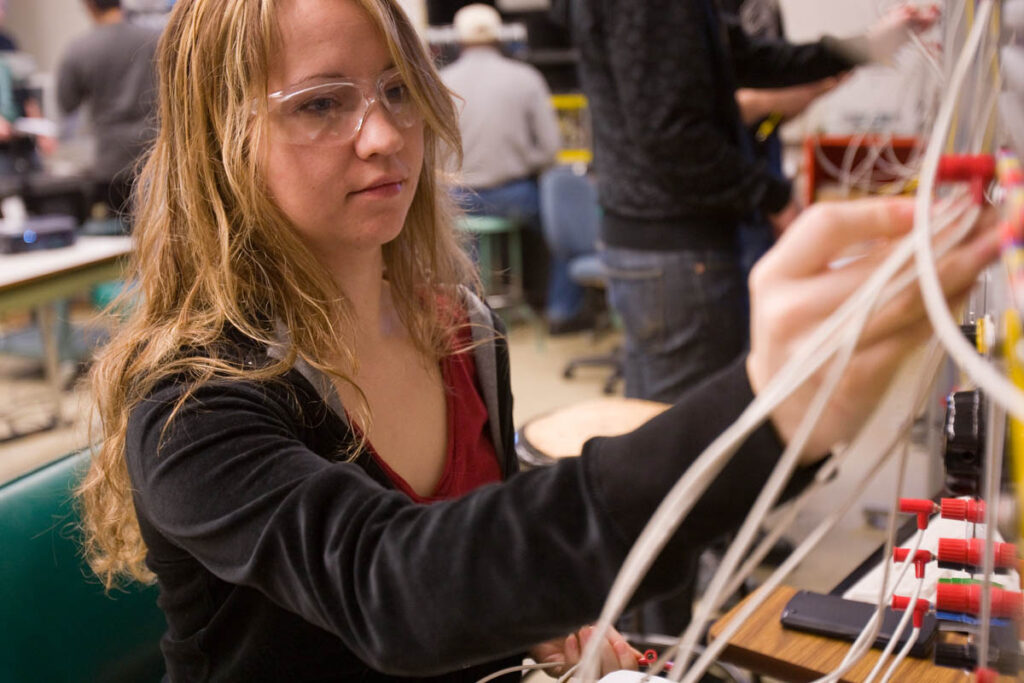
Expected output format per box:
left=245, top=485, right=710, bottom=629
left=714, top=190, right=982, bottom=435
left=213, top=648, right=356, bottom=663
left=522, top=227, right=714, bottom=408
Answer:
left=127, top=295, right=799, bottom=681
left=573, top=0, right=857, bottom=251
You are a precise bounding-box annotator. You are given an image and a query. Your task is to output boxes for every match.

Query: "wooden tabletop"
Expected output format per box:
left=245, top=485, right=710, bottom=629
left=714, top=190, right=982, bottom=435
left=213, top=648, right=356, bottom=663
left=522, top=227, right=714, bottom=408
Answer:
left=0, top=236, right=131, bottom=314
left=708, top=585, right=1008, bottom=682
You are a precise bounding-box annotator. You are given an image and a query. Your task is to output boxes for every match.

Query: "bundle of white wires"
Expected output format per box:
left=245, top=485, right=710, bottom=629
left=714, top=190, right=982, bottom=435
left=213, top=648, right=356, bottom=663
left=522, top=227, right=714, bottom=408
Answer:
left=571, top=1, right=1023, bottom=680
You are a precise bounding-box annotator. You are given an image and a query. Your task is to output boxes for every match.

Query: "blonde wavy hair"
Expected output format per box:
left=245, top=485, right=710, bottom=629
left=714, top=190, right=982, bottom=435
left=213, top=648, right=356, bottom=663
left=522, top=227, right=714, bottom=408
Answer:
left=79, top=0, right=476, bottom=588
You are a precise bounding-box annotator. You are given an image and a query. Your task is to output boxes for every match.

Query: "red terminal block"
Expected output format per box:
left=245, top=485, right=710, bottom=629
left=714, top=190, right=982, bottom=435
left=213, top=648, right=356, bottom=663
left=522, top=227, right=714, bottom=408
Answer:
left=900, top=498, right=938, bottom=529
left=891, top=595, right=930, bottom=628
left=938, top=538, right=1018, bottom=570
left=936, top=583, right=1024, bottom=618
left=937, top=154, right=996, bottom=204
left=893, top=548, right=934, bottom=578
left=940, top=498, right=986, bottom=524
left=975, top=667, right=998, bottom=683
left=636, top=649, right=672, bottom=671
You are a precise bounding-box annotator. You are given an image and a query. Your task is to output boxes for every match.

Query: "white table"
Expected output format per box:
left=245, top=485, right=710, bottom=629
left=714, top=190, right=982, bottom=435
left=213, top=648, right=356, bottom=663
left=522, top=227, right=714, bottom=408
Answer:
left=0, top=236, right=132, bottom=439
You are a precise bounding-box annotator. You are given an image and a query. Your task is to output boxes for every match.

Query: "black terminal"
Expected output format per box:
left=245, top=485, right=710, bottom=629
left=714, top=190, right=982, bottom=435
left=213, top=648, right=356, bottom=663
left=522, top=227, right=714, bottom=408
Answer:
left=943, top=390, right=985, bottom=496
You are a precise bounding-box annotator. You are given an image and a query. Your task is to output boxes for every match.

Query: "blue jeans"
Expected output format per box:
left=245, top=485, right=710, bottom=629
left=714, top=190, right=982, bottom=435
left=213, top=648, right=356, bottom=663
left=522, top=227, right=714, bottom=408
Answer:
left=453, top=180, right=584, bottom=322
left=601, top=247, right=747, bottom=403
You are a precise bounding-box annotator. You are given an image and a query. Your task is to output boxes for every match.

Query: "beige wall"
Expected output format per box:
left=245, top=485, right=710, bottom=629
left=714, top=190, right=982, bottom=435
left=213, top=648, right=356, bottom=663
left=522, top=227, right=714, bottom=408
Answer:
left=5, top=0, right=91, bottom=74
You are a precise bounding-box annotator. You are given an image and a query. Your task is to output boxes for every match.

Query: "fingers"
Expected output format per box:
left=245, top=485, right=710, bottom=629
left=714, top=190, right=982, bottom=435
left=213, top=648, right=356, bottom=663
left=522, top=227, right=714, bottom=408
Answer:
left=755, top=203, right=999, bottom=354
left=759, top=197, right=916, bottom=279
left=857, top=217, right=1000, bottom=347
left=908, top=4, right=941, bottom=31
left=576, top=626, right=640, bottom=675
left=798, top=320, right=935, bottom=456
left=554, top=633, right=578, bottom=677
left=605, top=625, right=642, bottom=671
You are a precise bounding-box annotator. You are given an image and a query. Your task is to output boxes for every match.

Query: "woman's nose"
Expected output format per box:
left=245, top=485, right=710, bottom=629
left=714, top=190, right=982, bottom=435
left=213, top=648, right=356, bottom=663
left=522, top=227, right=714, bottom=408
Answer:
left=353, top=99, right=404, bottom=158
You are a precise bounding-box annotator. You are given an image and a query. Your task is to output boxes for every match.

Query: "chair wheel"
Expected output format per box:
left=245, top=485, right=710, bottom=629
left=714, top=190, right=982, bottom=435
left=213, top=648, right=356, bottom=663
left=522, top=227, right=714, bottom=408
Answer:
left=563, top=367, right=575, bottom=379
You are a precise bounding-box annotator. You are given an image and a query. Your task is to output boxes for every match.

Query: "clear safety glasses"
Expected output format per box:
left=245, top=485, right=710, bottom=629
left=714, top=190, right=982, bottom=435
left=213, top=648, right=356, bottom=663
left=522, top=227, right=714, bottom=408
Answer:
left=266, top=67, right=419, bottom=145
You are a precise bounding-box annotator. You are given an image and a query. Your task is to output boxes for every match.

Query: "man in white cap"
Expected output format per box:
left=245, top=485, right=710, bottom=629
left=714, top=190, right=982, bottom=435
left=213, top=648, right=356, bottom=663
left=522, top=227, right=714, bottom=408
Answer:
left=442, top=4, right=587, bottom=333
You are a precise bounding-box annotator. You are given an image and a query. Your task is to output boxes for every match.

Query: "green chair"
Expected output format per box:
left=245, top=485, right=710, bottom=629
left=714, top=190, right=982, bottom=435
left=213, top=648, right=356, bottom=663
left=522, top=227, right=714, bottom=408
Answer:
left=458, top=214, right=526, bottom=310
left=0, top=451, right=166, bottom=682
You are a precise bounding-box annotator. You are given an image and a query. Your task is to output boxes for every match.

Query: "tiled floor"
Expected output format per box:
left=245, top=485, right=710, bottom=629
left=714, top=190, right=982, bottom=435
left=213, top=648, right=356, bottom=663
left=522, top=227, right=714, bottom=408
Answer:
left=1, top=316, right=914, bottom=678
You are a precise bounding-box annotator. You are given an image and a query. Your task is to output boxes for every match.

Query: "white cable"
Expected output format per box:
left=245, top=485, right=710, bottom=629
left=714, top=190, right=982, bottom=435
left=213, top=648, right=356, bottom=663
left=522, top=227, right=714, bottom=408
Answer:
left=685, top=420, right=921, bottom=683
left=476, top=660, right=562, bottom=683
left=912, top=0, right=1024, bottom=422
left=862, top=576, right=924, bottom=683
left=815, top=354, right=936, bottom=682
left=814, top=206, right=983, bottom=683
left=580, top=193, right=974, bottom=682
left=554, top=663, right=580, bottom=683
left=878, top=625, right=921, bottom=683
left=678, top=344, right=940, bottom=683
left=718, top=341, right=944, bottom=603
left=977, top=398, right=1007, bottom=671
left=672, top=201, right=976, bottom=681
left=581, top=7, right=999, bottom=672
left=670, top=280, right=879, bottom=681
left=577, top=238, right=906, bottom=681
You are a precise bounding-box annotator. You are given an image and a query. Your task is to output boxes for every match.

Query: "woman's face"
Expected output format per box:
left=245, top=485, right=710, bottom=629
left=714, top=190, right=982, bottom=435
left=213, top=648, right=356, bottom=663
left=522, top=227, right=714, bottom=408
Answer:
left=263, top=0, right=424, bottom=264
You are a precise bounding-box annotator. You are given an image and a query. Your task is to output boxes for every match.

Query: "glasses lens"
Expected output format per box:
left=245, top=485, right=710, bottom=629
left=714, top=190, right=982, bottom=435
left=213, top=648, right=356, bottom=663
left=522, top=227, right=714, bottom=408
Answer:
left=378, top=72, right=417, bottom=128
left=272, top=82, right=365, bottom=143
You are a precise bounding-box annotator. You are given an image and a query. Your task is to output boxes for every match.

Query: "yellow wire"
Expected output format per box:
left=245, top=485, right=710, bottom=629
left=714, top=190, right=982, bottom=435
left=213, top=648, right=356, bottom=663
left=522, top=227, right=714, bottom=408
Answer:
left=947, top=0, right=977, bottom=154
left=981, top=1, right=1001, bottom=153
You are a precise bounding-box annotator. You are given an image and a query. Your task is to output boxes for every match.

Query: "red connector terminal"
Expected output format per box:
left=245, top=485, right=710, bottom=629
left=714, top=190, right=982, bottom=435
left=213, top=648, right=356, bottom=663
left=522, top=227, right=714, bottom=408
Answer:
left=941, top=498, right=986, bottom=523
left=899, top=498, right=938, bottom=529
left=893, top=548, right=933, bottom=578
left=975, top=667, right=998, bottom=683
left=636, top=649, right=672, bottom=671
left=937, top=154, right=996, bottom=204
left=936, top=583, right=1024, bottom=618
left=938, top=538, right=1018, bottom=570
left=891, top=595, right=930, bottom=628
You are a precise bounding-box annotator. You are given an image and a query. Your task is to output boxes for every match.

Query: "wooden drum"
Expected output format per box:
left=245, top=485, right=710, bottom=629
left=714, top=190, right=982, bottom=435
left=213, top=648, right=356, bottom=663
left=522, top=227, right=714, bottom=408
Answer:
left=515, top=397, right=671, bottom=468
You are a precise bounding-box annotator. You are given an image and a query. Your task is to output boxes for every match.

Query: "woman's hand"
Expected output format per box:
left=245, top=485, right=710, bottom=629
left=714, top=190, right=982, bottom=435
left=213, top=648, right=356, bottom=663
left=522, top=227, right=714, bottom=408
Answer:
left=747, top=197, right=1000, bottom=461
left=865, top=4, right=940, bottom=64
left=530, top=625, right=641, bottom=678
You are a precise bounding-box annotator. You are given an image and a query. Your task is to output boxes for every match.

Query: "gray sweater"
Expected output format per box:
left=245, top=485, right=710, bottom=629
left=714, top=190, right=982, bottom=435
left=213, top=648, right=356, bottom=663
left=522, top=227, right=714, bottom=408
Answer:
left=441, top=47, right=560, bottom=189
left=56, top=20, right=160, bottom=181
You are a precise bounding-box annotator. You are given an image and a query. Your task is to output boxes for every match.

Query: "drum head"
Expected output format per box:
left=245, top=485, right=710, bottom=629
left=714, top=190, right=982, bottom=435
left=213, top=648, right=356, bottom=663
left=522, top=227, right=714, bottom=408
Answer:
left=515, top=397, right=670, bottom=468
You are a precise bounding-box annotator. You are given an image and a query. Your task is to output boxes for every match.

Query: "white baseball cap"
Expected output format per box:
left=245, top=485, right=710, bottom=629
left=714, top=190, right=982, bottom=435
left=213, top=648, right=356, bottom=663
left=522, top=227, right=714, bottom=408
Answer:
left=454, top=4, right=502, bottom=45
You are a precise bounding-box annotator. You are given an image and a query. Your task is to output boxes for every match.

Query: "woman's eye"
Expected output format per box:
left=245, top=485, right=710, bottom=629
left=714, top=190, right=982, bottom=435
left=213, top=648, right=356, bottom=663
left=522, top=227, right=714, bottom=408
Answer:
left=294, top=97, right=340, bottom=117
left=383, top=82, right=410, bottom=105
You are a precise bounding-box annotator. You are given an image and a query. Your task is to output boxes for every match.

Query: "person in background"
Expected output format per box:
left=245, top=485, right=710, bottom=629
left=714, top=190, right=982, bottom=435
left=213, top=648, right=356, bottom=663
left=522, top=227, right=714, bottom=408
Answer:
left=571, top=1, right=938, bottom=405
left=56, top=0, right=160, bottom=222
left=0, top=0, right=17, bottom=52
left=724, top=0, right=843, bottom=276
left=75, top=0, right=996, bottom=680
left=442, top=3, right=587, bottom=334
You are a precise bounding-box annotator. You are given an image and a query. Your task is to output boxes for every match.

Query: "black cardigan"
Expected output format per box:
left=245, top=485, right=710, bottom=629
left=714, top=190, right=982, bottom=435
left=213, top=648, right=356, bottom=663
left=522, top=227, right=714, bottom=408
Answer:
left=126, top=312, right=798, bottom=681
left=573, top=0, right=857, bottom=251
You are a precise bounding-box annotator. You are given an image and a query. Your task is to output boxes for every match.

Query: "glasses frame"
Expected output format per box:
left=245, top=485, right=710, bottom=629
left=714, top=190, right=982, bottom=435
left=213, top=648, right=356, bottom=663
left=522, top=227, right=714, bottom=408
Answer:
left=265, top=67, right=418, bottom=145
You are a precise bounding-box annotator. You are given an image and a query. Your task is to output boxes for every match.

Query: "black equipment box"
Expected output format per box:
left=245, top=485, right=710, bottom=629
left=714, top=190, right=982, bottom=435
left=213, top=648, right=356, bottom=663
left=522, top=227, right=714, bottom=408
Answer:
left=0, top=215, right=77, bottom=254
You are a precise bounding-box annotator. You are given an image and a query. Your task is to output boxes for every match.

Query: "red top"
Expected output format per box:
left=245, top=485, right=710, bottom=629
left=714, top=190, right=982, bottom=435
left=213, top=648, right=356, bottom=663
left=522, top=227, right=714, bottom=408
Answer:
left=370, top=324, right=502, bottom=503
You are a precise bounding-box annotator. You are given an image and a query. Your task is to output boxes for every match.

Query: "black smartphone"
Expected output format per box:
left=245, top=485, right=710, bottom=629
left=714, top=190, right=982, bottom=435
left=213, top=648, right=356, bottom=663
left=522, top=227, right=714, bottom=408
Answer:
left=780, top=590, right=937, bottom=658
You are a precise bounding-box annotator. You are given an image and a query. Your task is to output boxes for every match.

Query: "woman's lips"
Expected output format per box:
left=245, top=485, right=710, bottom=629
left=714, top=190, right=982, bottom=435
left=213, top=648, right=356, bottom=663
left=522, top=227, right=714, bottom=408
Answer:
left=352, top=180, right=403, bottom=198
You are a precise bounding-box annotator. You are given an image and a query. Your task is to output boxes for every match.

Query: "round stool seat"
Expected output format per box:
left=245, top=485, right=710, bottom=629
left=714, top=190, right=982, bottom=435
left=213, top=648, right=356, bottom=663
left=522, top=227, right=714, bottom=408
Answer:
left=516, top=397, right=671, bottom=468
